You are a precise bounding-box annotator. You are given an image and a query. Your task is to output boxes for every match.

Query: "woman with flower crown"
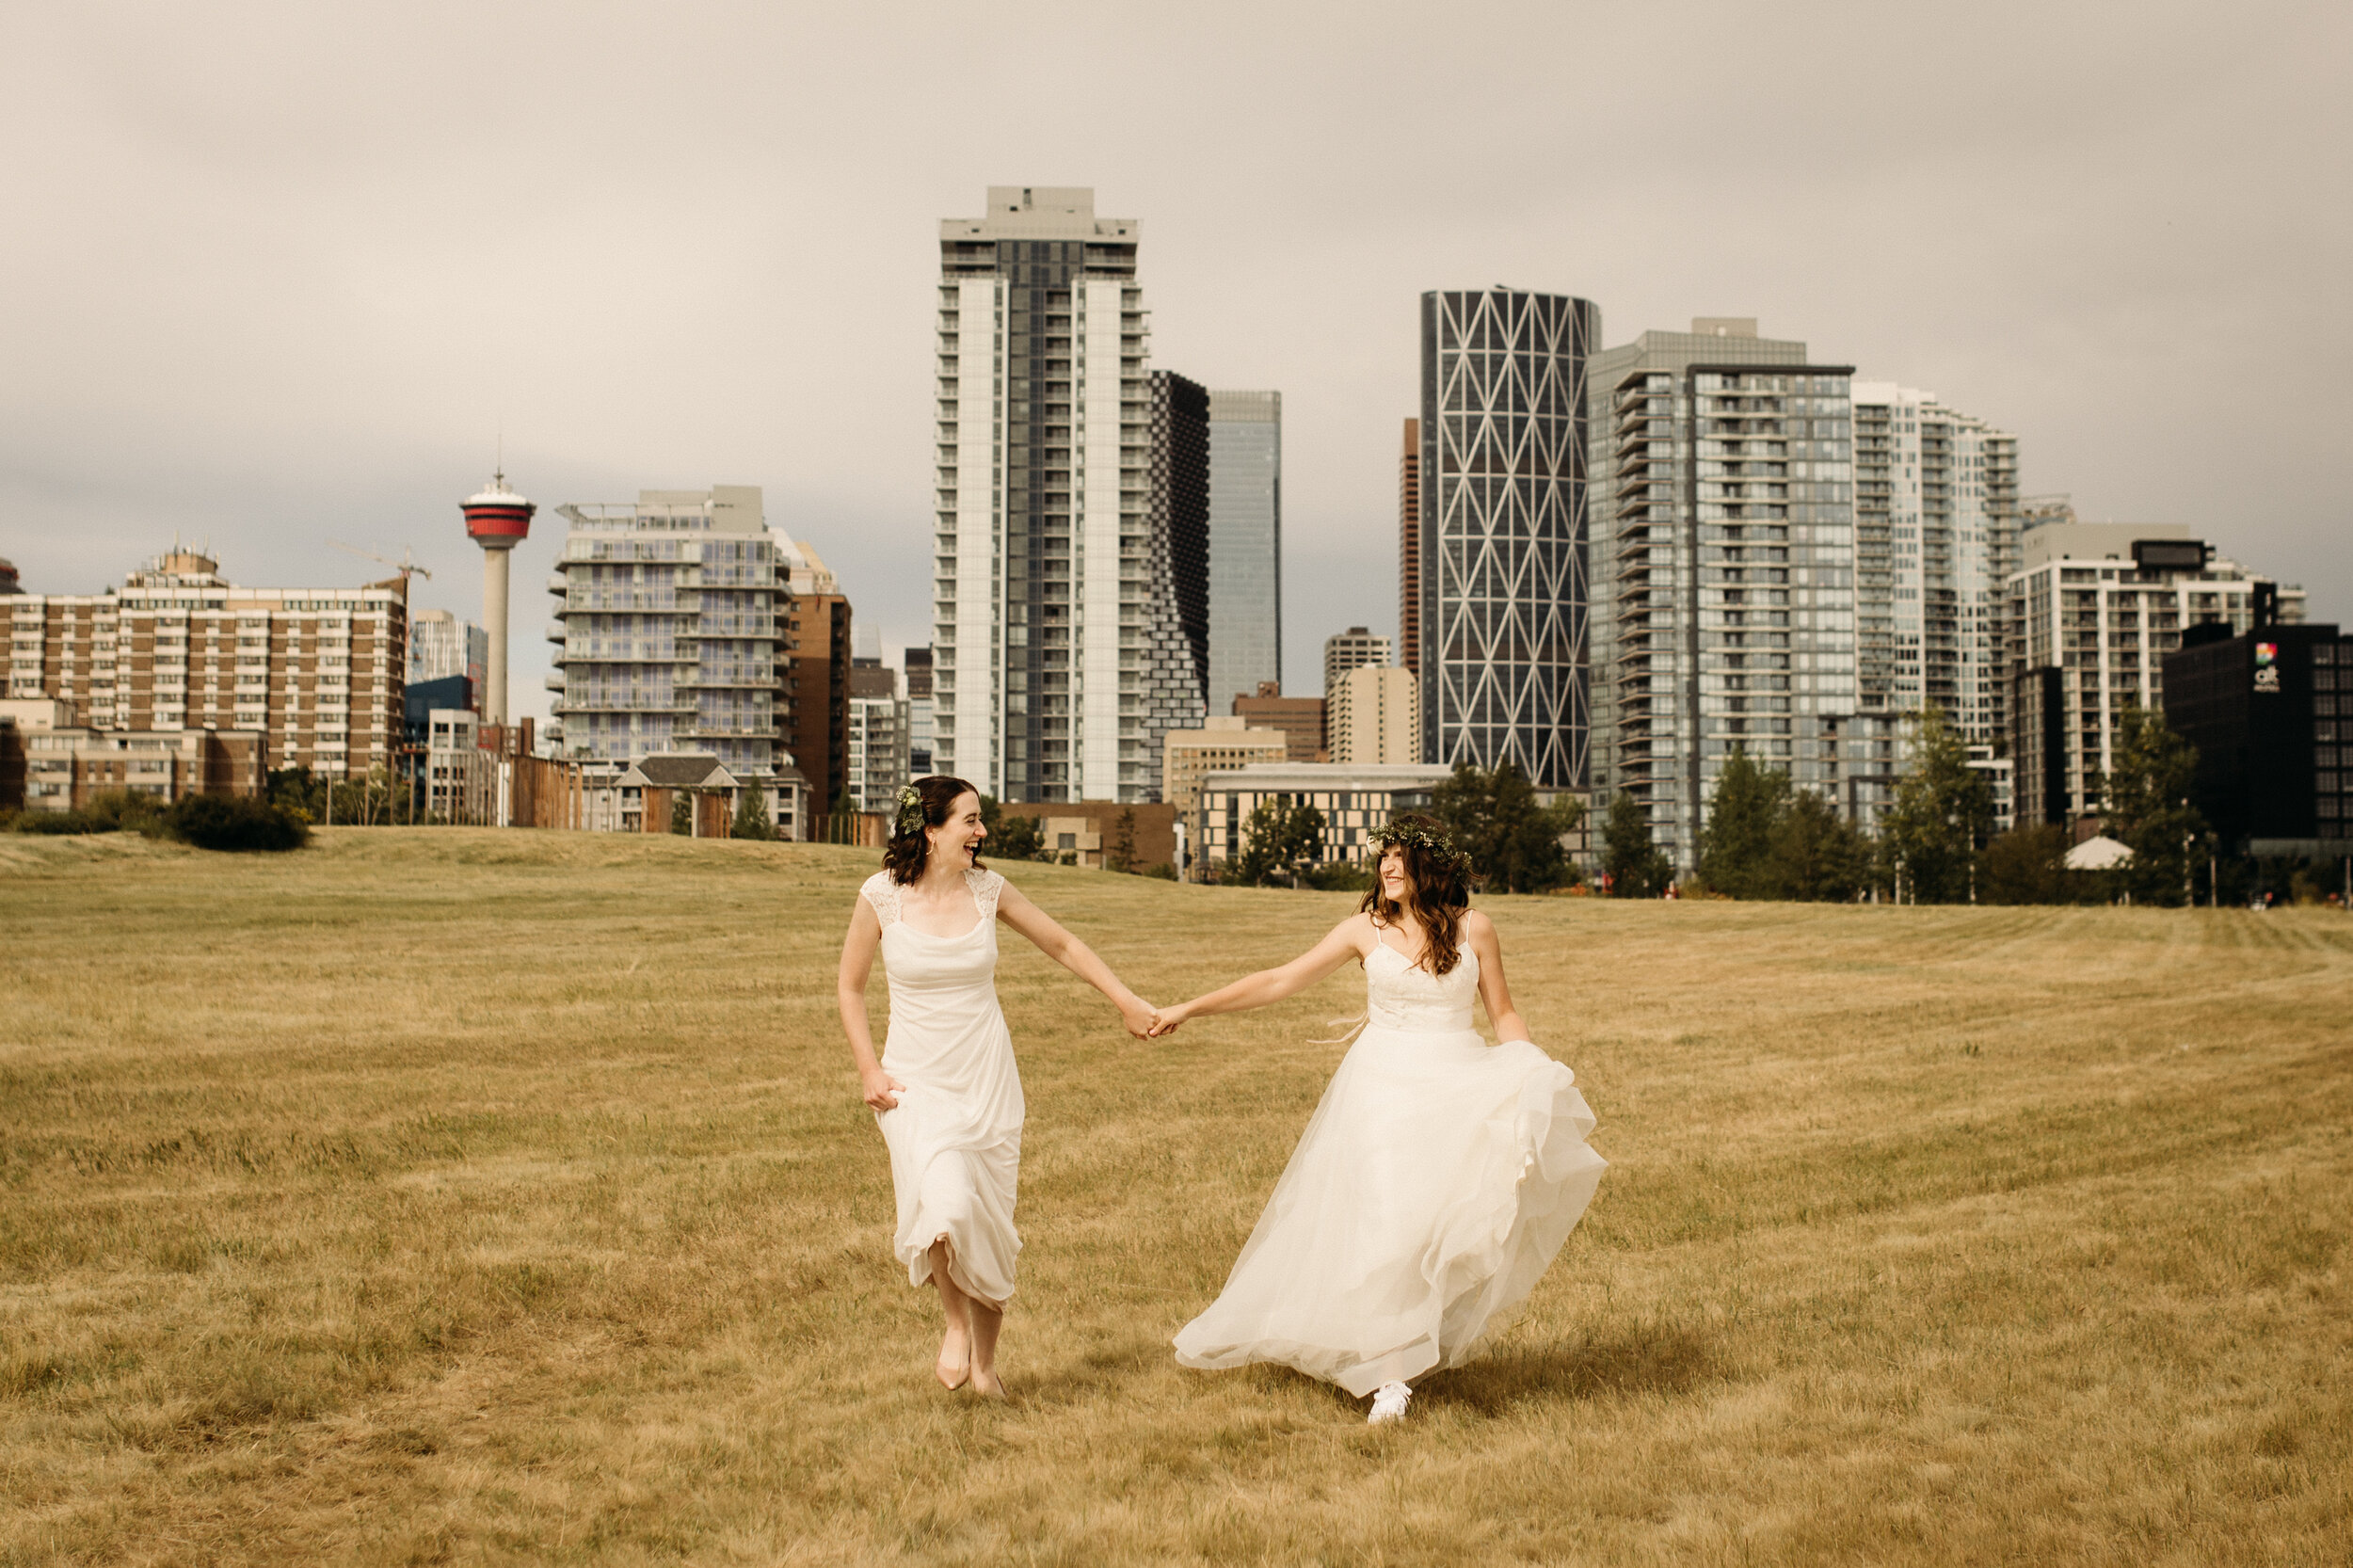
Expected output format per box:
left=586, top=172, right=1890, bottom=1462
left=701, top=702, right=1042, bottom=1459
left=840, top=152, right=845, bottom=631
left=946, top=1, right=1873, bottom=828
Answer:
left=839, top=776, right=1157, bottom=1398
left=1148, top=813, right=1606, bottom=1424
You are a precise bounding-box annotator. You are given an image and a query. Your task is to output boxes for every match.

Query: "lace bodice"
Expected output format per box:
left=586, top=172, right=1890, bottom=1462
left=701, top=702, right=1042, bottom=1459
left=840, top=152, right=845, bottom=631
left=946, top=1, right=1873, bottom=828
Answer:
left=1364, top=939, right=1481, bottom=1033
left=861, top=868, right=1003, bottom=932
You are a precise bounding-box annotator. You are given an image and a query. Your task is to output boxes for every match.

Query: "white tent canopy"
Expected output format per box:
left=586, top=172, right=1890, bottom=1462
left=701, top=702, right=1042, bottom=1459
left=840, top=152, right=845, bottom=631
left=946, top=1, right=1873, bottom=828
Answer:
left=2065, top=835, right=2136, bottom=872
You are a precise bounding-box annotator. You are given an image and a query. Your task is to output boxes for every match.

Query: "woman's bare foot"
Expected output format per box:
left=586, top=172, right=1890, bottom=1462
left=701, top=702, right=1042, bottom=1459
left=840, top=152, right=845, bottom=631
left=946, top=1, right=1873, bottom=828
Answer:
left=929, top=1238, right=974, bottom=1389
left=969, top=1367, right=1007, bottom=1400
left=936, top=1320, right=971, bottom=1389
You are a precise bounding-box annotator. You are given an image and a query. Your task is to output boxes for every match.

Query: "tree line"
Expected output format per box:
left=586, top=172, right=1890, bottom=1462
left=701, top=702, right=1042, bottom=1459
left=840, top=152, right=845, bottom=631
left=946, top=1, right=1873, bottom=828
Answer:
left=1211, top=701, right=2299, bottom=907
left=1602, top=703, right=2222, bottom=905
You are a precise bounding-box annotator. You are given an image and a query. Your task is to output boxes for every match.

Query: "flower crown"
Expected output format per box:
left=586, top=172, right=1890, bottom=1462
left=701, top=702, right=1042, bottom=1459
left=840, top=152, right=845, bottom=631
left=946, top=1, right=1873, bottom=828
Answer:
left=1374, top=817, right=1474, bottom=880
left=894, top=783, right=925, bottom=838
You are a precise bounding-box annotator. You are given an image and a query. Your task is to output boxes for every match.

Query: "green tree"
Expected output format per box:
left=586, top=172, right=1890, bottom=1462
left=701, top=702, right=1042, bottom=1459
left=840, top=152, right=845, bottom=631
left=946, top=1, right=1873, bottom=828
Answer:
left=1766, top=790, right=1873, bottom=902
left=266, top=765, right=325, bottom=824
left=1598, top=792, right=1673, bottom=898
left=731, top=789, right=776, bottom=840
left=1696, top=747, right=1792, bottom=899
left=978, top=796, right=1045, bottom=861
left=1979, top=822, right=2073, bottom=905
left=1432, top=760, right=1585, bottom=892
left=1879, top=706, right=1993, bottom=904
left=1106, top=808, right=1138, bottom=872
left=2103, top=706, right=2205, bottom=906
left=1235, top=797, right=1325, bottom=888
left=670, top=793, right=694, bottom=836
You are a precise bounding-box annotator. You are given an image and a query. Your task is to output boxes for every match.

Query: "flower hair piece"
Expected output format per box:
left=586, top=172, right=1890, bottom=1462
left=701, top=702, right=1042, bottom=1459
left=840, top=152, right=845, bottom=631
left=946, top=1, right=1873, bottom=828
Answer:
left=1373, top=816, right=1475, bottom=880
left=894, top=783, right=925, bottom=838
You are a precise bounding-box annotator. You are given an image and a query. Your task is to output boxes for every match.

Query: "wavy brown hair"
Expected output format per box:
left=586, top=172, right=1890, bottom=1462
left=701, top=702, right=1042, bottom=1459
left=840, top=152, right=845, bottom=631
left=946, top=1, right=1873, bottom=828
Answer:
left=881, top=776, right=984, bottom=885
left=1359, top=813, right=1472, bottom=974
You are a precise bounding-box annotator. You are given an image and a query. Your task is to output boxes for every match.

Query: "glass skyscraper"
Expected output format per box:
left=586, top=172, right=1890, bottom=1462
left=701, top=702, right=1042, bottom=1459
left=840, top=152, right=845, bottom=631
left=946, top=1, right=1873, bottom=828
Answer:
left=1415, top=287, right=1594, bottom=791
left=1207, top=390, right=1281, bottom=711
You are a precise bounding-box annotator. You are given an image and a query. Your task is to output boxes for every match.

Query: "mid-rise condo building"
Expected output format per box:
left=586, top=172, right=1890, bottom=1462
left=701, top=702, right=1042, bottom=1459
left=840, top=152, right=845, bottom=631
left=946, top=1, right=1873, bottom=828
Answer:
left=2007, top=520, right=2302, bottom=824
left=547, top=486, right=788, bottom=780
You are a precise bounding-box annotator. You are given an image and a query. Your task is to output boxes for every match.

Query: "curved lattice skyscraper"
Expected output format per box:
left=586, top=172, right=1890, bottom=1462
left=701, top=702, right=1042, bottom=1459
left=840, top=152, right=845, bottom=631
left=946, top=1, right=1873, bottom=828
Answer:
left=1416, top=288, right=1595, bottom=791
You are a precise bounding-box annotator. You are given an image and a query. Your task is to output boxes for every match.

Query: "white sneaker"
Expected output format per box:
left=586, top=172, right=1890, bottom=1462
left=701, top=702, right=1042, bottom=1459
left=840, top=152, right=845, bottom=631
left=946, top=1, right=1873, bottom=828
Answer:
left=1368, top=1381, right=1411, bottom=1424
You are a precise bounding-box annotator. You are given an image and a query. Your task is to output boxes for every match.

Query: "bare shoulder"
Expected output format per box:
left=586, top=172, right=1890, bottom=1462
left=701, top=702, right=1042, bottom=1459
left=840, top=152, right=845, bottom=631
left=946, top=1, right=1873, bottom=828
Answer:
left=1461, top=907, right=1501, bottom=943
left=1330, top=909, right=1379, bottom=952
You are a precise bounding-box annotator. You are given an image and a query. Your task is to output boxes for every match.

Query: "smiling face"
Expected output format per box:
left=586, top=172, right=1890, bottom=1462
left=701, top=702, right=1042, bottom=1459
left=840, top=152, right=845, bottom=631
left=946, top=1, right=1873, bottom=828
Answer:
left=1378, top=846, right=1413, bottom=904
left=926, top=790, right=986, bottom=869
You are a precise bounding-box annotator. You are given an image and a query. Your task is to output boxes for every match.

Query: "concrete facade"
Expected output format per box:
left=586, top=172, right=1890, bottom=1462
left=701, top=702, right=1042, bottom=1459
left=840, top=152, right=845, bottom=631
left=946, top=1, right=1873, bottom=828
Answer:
left=1330, top=665, right=1420, bottom=765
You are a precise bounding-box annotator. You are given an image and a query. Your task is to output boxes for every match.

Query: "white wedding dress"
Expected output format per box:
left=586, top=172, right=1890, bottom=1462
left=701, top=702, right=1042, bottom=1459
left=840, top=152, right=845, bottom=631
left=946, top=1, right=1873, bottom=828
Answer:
left=1174, top=937, right=1606, bottom=1397
left=863, top=868, right=1023, bottom=1309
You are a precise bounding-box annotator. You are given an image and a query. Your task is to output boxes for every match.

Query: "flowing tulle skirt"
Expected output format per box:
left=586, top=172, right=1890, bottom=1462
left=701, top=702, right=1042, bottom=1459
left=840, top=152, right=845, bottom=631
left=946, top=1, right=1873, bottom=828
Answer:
left=1174, top=1024, right=1605, bottom=1397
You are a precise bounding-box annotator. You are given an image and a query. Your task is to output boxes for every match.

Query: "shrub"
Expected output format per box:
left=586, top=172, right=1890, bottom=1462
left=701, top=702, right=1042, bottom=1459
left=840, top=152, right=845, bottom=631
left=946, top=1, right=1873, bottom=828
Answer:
left=1302, top=860, right=1375, bottom=893
left=1141, top=861, right=1179, bottom=881
left=167, top=793, right=310, bottom=853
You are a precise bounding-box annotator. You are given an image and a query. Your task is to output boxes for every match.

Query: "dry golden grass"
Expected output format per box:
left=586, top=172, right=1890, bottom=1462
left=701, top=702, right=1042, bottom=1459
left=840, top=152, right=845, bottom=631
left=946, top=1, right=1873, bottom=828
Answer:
left=0, top=827, right=2347, bottom=1566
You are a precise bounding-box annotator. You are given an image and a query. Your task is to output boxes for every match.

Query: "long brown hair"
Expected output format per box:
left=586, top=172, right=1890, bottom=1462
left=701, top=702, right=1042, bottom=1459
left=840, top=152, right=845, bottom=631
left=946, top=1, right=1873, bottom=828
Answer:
left=881, top=776, right=983, bottom=885
left=1359, top=813, right=1472, bottom=974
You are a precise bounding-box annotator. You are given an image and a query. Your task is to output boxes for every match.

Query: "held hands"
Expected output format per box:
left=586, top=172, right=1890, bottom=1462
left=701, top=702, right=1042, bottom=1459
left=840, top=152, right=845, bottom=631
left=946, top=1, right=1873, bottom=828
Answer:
left=1119, top=994, right=1159, bottom=1039
left=1145, top=1001, right=1191, bottom=1038
left=861, top=1067, right=907, bottom=1112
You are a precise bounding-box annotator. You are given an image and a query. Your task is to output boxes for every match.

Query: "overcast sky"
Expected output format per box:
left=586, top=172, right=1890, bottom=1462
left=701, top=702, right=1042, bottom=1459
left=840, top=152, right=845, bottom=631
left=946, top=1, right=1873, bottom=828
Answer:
left=4, top=2, right=2345, bottom=728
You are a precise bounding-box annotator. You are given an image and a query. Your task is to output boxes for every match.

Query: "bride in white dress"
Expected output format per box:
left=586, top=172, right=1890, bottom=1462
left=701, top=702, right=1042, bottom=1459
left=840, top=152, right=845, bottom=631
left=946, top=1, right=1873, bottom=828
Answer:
left=838, top=776, right=1156, bottom=1398
left=1150, top=815, right=1606, bottom=1423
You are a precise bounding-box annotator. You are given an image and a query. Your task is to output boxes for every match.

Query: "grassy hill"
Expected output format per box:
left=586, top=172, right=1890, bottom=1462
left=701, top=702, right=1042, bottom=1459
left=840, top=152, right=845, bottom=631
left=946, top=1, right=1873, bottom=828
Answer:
left=1, top=829, right=2346, bottom=1565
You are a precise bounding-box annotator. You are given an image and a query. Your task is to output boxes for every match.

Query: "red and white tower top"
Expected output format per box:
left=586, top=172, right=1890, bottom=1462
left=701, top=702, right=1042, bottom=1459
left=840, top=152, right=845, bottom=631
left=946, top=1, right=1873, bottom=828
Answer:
left=462, top=471, right=536, bottom=548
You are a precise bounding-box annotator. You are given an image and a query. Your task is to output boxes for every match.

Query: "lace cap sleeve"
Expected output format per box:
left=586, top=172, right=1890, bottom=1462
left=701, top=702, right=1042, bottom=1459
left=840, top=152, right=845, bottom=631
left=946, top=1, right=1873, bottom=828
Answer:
left=860, top=872, right=901, bottom=927
left=965, top=867, right=1005, bottom=920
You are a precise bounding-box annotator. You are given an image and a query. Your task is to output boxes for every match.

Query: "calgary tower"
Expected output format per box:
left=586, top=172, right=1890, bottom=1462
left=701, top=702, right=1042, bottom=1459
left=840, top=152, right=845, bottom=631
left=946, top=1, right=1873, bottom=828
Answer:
left=460, top=470, right=535, bottom=727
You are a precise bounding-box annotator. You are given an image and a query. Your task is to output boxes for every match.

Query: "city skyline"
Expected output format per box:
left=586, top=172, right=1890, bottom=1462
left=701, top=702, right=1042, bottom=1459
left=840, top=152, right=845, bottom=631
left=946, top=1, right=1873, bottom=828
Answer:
left=2, top=6, right=2345, bottom=741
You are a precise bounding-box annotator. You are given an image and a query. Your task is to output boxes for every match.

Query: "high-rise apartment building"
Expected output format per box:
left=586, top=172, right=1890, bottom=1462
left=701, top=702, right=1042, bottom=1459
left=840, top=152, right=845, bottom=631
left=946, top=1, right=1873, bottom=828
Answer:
left=2007, top=522, right=2302, bottom=824
left=1322, top=626, right=1391, bottom=698
left=1585, top=319, right=1858, bottom=863
left=1208, top=389, right=1283, bottom=712
left=547, top=486, right=788, bottom=779
left=0, top=547, right=407, bottom=776
left=1398, top=420, right=1421, bottom=676
left=1416, top=288, right=1594, bottom=791
left=1330, top=664, right=1420, bottom=765
left=934, top=185, right=1156, bottom=803
left=1850, top=384, right=2019, bottom=740
left=1143, top=370, right=1211, bottom=797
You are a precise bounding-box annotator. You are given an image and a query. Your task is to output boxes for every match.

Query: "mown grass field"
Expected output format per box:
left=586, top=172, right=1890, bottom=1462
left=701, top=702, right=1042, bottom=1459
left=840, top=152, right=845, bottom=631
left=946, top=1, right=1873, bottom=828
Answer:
left=1, top=828, right=2347, bottom=1566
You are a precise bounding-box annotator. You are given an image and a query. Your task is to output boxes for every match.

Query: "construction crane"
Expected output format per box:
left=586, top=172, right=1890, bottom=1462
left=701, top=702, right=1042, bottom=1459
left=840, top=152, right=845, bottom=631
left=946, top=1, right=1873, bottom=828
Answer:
left=331, top=541, right=433, bottom=583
